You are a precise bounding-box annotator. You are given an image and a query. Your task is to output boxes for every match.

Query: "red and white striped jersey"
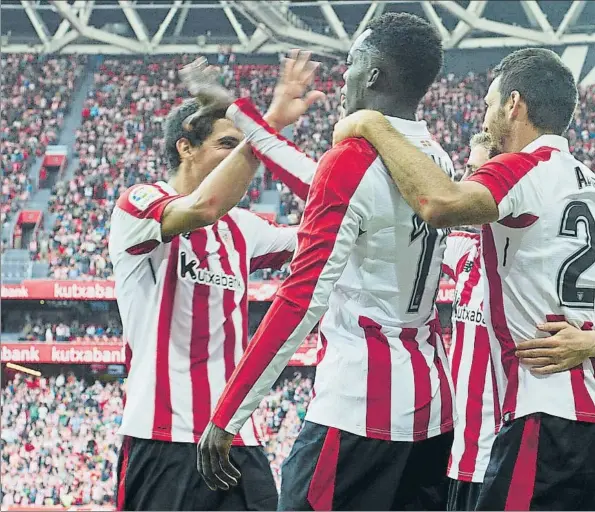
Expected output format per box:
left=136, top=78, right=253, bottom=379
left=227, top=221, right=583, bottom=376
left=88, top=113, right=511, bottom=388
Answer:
left=468, top=134, right=595, bottom=425
left=214, top=99, right=457, bottom=442
left=109, top=180, right=297, bottom=445
left=442, top=232, right=496, bottom=483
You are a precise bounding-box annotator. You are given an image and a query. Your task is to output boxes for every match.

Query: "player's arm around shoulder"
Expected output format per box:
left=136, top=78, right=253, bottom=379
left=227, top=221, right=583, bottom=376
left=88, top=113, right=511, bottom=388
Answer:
left=333, top=110, right=499, bottom=228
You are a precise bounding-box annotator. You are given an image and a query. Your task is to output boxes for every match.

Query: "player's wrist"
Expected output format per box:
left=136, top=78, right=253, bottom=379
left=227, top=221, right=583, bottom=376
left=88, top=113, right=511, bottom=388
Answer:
left=263, top=113, right=284, bottom=132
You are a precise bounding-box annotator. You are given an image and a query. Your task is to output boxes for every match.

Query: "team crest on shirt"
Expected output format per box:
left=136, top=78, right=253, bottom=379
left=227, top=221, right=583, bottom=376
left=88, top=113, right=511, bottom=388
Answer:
left=129, top=185, right=164, bottom=211
left=218, top=229, right=234, bottom=252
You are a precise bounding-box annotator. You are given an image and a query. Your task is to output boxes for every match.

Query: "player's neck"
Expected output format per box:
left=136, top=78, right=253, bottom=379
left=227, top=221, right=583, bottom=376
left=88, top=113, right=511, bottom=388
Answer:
left=364, top=96, right=416, bottom=121
left=168, top=167, right=204, bottom=195
left=506, top=123, right=544, bottom=153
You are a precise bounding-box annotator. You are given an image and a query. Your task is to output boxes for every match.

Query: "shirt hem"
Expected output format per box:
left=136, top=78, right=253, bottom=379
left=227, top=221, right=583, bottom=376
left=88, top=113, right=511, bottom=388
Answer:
left=304, top=413, right=458, bottom=442
left=503, top=407, right=595, bottom=425
left=117, top=427, right=260, bottom=446
left=447, top=469, right=487, bottom=483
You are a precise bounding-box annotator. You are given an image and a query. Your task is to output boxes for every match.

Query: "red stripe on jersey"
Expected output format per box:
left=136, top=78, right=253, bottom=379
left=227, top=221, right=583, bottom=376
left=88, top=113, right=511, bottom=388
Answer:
left=482, top=225, right=519, bottom=421
left=234, top=98, right=311, bottom=201
left=498, top=213, right=539, bottom=229
left=117, top=184, right=180, bottom=222
left=307, top=426, right=341, bottom=511
left=490, top=345, right=502, bottom=432
left=504, top=415, right=540, bottom=511
left=450, top=259, right=482, bottom=387
left=152, top=237, right=180, bottom=441
left=311, top=330, right=328, bottom=400
left=544, top=315, right=595, bottom=421
left=212, top=224, right=238, bottom=381
left=250, top=250, right=293, bottom=273
left=224, top=215, right=249, bottom=350
left=211, top=139, right=377, bottom=431
left=573, top=322, right=595, bottom=421
left=451, top=323, right=465, bottom=387
left=359, top=316, right=392, bottom=440
left=126, top=239, right=160, bottom=255
left=468, top=147, right=556, bottom=205
left=457, top=324, right=491, bottom=478
left=189, top=231, right=212, bottom=439
left=428, top=315, right=454, bottom=434
left=401, top=327, right=432, bottom=441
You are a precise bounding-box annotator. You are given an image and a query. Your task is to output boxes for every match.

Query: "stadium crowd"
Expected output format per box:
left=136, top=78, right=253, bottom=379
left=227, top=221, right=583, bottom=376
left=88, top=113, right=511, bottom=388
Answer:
left=14, top=317, right=122, bottom=344
left=22, top=55, right=593, bottom=279
left=0, top=371, right=312, bottom=506
left=1, top=54, right=84, bottom=231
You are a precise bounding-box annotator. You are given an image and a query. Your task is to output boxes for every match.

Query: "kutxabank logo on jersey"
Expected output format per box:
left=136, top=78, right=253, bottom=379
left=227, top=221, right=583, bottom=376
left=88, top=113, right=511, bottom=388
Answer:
left=178, top=251, right=242, bottom=291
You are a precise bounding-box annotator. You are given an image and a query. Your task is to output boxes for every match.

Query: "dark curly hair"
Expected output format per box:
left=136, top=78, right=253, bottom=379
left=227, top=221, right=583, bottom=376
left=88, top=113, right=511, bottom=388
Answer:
left=362, top=12, right=443, bottom=104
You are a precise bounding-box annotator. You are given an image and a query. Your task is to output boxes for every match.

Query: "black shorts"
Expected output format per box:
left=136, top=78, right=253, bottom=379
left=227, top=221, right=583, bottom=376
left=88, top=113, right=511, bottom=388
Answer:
left=447, top=479, right=482, bottom=511
left=476, top=413, right=595, bottom=511
left=116, top=436, right=278, bottom=511
left=278, top=421, right=453, bottom=511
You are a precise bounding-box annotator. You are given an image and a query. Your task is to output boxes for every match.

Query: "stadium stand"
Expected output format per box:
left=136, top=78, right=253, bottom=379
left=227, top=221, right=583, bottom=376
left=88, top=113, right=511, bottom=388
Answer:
left=1, top=55, right=85, bottom=234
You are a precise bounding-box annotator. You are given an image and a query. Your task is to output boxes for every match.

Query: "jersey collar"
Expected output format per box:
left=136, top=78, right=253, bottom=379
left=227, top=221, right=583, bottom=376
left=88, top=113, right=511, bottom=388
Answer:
left=385, top=116, right=430, bottom=137
left=522, top=134, right=570, bottom=154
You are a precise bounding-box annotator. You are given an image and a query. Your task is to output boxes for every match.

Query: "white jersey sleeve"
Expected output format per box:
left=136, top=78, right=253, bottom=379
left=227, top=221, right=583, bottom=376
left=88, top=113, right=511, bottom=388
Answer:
left=109, top=183, right=181, bottom=255
left=231, top=208, right=298, bottom=272
left=442, top=231, right=481, bottom=280
left=211, top=138, right=378, bottom=435
left=467, top=150, right=555, bottom=223
left=227, top=98, right=317, bottom=201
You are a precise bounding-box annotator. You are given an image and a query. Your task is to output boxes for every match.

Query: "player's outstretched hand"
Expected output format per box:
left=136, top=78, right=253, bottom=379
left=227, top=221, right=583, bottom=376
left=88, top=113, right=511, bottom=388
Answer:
left=197, top=421, right=240, bottom=491
left=516, top=321, right=595, bottom=375
left=179, top=56, right=236, bottom=130
left=264, top=49, right=326, bottom=130
left=332, top=109, right=385, bottom=146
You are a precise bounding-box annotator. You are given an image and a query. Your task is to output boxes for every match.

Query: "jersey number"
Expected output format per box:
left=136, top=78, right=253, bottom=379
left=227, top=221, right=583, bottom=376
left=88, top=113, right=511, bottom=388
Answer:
left=408, top=215, right=442, bottom=313
left=556, top=200, right=595, bottom=309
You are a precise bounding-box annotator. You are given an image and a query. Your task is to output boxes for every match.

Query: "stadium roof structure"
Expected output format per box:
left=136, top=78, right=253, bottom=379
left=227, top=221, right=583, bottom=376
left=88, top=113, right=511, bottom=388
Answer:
left=1, top=0, right=594, bottom=57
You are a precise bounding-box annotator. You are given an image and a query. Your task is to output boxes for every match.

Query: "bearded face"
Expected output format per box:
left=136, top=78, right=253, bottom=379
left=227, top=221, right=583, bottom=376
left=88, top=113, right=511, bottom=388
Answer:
left=482, top=76, right=513, bottom=157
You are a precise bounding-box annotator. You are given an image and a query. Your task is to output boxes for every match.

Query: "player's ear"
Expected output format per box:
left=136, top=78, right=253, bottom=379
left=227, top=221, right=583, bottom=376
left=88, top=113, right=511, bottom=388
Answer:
left=366, top=67, right=380, bottom=89
left=176, top=137, right=194, bottom=160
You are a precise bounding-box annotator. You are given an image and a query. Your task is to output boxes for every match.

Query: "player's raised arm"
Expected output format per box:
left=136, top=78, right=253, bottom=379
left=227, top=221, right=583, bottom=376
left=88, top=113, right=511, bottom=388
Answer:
left=226, top=50, right=325, bottom=201
left=160, top=139, right=258, bottom=237
left=196, top=138, right=377, bottom=491
left=158, top=58, right=260, bottom=238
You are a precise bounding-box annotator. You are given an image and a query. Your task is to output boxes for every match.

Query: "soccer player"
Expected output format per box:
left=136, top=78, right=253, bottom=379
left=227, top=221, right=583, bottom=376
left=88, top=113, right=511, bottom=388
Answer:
left=333, top=48, right=595, bottom=510
left=109, top=54, right=324, bottom=511
left=442, top=133, right=495, bottom=512
left=199, top=13, right=458, bottom=510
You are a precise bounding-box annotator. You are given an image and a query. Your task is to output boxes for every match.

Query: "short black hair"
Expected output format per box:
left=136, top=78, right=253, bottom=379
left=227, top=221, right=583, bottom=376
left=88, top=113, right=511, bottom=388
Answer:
left=363, top=12, right=443, bottom=104
left=164, top=98, right=227, bottom=174
left=493, top=48, right=578, bottom=135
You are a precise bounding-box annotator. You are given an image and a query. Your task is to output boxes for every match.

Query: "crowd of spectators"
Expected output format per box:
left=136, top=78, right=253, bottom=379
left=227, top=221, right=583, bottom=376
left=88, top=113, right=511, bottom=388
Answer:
left=1, top=373, right=122, bottom=508
left=1, top=54, right=84, bottom=234
left=0, top=371, right=313, bottom=506
left=15, top=317, right=122, bottom=344
left=24, top=56, right=595, bottom=279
